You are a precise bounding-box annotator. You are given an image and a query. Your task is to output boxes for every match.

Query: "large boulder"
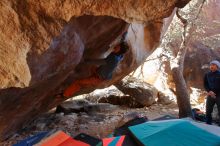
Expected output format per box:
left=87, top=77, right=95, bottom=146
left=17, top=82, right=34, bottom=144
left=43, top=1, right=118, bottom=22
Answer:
left=98, top=95, right=143, bottom=108
left=0, top=0, right=190, bottom=140
left=85, top=86, right=144, bottom=108
left=115, top=77, right=158, bottom=107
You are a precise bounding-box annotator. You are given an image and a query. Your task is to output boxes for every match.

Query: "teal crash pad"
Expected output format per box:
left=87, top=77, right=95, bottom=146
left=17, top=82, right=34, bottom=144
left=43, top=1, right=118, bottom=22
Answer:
left=129, top=120, right=220, bottom=146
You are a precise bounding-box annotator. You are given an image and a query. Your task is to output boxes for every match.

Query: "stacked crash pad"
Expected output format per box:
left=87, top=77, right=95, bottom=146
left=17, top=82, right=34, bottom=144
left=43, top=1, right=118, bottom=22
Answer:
left=102, top=136, right=125, bottom=146
left=14, top=115, right=220, bottom=146
left=13, top=132, right=49, bottom=146
left=74, top=133, right=101, bottom=146
left=35, top=131, right=90, bottom=146
left=129, top=119, right=220, bottom=146
left=113, top=117, right=148, bottom=146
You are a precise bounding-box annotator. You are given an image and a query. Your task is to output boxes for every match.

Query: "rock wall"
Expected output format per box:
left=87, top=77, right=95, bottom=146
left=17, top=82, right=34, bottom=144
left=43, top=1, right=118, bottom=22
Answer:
left=0, top=0, right=189, bottom=141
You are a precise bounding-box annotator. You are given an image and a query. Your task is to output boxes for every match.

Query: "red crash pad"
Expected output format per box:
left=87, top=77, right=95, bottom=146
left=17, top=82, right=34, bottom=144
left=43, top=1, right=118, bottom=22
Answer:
left=102, top=136, right=125, bottom=146
left=35, top=131, right=90, bottom=146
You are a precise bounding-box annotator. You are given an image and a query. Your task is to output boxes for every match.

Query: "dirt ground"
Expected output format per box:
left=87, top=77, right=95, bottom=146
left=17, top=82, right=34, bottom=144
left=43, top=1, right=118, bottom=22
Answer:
left=1, top=102, right=178, bottom=146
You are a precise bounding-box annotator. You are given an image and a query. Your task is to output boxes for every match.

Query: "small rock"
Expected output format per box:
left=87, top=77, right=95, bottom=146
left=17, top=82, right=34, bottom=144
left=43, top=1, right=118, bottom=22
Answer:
left=36, top=123, right=46, bottom=131
left=55, top=99, right=90, bottom=114
left=161, top=109, right=167, bottom=112
left=84, top=103, right=119, bottom=113
left=58, top=112, right=64, bottom=116
left=55, top=113, right=65, bottom=120
left=116, top=112, right=140, bottom=127
left=157, top=92, right=173, bottom=105
left=65, top=113, right=78, bottom=119
left=98, top=122, right=104, bottom=125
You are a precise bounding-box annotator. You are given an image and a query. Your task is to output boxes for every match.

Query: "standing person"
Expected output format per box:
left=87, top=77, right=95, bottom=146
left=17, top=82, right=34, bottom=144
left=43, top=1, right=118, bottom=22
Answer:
left=204, top=60, right=220, bottom=125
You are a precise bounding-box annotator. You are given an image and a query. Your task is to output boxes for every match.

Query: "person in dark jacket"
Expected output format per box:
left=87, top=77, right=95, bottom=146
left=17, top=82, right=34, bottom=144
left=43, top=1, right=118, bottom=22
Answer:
left=204, top=60, right=220, bottom=125
left=62, top=41, right=129, bottom=98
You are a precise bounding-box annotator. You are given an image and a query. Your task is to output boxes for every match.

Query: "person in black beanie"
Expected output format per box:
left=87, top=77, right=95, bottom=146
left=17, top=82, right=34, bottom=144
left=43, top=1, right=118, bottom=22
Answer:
left=204, top=60, right=220, bottom=125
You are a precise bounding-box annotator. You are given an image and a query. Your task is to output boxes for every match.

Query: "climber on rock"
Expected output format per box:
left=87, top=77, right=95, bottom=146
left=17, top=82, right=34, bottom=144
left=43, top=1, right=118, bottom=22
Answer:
left=63, top=42, right=129, bottom=98
left=59, top=32, right=129, bottom=98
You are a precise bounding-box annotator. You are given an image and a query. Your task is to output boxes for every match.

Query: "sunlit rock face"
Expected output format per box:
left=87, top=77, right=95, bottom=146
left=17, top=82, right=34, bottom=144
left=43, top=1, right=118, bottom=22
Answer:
left=0, top=0, right=189, bottom=140
left=134, top=0, right=220, bottom=102
left=183, top=0, right=220, bottom=89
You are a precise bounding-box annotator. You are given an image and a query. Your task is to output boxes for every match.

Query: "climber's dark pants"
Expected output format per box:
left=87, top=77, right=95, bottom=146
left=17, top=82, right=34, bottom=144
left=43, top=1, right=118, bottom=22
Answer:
left=206, top=96, right=220, bottom=125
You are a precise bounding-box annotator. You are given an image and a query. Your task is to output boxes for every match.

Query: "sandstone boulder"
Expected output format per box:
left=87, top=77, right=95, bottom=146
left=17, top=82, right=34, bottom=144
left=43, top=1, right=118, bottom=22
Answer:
left=0, top=0, right=190, bottom=140
left=115, top=77, right=158, bottom=107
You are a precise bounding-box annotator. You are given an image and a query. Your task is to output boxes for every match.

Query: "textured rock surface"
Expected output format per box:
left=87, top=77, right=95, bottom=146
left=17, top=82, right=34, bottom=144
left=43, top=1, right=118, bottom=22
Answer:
left=98, top=95, right=143, bottom=108
left=86, top=84, right=172, bottom=107
left=115, top=77, right=158, bottom=106
left=56, top=99, right=119, bottom=114
left=0, top=0, right=189, bottom=140
left=0, top=14, right=128, bottom=141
